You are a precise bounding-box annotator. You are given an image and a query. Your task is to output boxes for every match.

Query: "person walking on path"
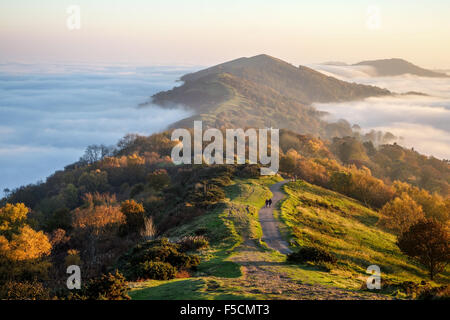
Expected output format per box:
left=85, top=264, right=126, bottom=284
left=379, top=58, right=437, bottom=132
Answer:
left=268, top=198, right=272, bottom=208
left=265, top=199, right=269, bottom=208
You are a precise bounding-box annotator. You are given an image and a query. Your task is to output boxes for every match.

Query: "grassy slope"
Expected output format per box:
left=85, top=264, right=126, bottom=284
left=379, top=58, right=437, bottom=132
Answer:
left=129, top=177, right=448, bottom=300
left=280, top=181, right=450, bottom=285
left=129, top=176, right=281, bottom=300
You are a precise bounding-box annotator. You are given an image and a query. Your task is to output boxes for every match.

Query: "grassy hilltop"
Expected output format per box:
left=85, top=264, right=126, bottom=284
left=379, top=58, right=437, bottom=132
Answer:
left=151, top=54, right=390, bottom=137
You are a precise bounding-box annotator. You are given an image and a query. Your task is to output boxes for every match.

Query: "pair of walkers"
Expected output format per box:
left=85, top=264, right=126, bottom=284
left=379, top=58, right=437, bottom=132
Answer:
left=265, top=198, right=272, bottom=208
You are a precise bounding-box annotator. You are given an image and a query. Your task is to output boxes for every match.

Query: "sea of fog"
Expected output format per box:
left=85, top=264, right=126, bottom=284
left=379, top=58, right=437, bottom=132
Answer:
left=309, top=64, right=450, bottom=160
left=1, top=62, right=449, bottom=198
left=0, top=63, right=195, bottom=197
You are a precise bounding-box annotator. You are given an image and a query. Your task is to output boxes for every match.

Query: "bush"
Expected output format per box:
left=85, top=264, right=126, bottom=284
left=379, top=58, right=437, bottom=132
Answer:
left=130, top=183, right=145, bottom=198
left=194, top=227, right=209, bottom=236
left=84, top=271, right=130, bottom=300
left=189, top=184, right=225, bottom=208
left=0, top=280, right=50, bottom=300
left=178, top=236, right=209, bottom=252
left=236, top=165, right=260, bottom=178
left=370, top=279, right=431, bottom=298
left=120, top=200, right=146, bottom=235
left=287, top=246, right=337, bottom=264
left=117, top=238, right=201, bottom=280
left=147, top=169, right=170, bottom=190
left=418, top=285, right=450, bottom=300
left=138, top=261, right=177, bottom=280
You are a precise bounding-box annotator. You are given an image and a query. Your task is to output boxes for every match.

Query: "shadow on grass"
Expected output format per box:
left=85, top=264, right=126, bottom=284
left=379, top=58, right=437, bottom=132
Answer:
left=198, top=246, right=242, bottom=278
left=130, top=278, right=258, bottom=300
left=213, top=294, right=257, bottom=300
left=224, top=184, right=241, bottom=202
left=130, top=279, right=208, bottom=300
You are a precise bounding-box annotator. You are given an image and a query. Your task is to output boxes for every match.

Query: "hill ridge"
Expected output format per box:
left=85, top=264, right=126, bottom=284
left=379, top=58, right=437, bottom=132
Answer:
left=151, top=54, right=391, bottom=138
left=353, top=58, right=449, bottom=77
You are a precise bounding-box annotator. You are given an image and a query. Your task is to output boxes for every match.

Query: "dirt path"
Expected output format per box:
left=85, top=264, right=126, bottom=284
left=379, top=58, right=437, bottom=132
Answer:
left=225, top=180, right=391, bottom=300
left=259, top=180, right=292, bottom=254
left=228, top=242, right=390, bottom=300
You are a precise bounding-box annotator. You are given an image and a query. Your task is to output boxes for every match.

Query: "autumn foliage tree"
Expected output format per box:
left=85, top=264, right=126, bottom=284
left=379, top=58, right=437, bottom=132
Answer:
left=120, top=200, right=146, bottom=234
left=398, top=220, right=449, bottom=280
left=147, top=169, right=170, bottom=191
left=378, top=193, right=425, bottom=235
left=0, top=203, right=52, bottom=283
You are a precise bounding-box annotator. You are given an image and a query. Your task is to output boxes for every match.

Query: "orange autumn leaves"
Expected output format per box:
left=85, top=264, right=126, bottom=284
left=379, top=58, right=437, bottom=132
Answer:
left=0, top=203, right=51, bottom=262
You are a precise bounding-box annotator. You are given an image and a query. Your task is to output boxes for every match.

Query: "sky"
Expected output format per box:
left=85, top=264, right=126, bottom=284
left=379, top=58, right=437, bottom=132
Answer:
left=1, top=0, right=450, bottom=68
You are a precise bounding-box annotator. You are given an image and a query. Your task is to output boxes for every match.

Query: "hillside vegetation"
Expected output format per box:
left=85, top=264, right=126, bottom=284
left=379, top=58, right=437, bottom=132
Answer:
left=129, top=177, right=448, bottom=300
left=280, top=181, right=449, bottom=284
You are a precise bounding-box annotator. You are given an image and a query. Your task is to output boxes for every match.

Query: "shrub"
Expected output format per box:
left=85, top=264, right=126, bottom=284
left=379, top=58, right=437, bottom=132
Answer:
left=116, top=238, right=201, bottom=280
left=370, top=279, right=431, bottom=298
left=120, top=200, right=146, bottom=235
left=287, top=246, right=337, bottom=264
left=0, top=280, right=50, bottom=300
left=178, top=236, right=209, bottom=252
left=194, top=227, right=209, bottom=236
left=236, top=165, right=260, bottom=178
left=418, top=285, right=450, bottom=300
left=130, top=183, right=145, bottom=198
left=169, top=253, right=201, bottom=270
left=138, top=261, right=177, bottom=280
left=84, top=271, right=130, bottom=300
left=147, top=169, right=170, bottom=190
left=189, top=184, right=225, bottom=208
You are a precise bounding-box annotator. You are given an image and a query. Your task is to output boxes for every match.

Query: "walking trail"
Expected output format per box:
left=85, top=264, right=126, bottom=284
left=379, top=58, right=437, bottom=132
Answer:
left=227, top=180, right=390, bottom=299
left=259, top=180, right=292, bottom=254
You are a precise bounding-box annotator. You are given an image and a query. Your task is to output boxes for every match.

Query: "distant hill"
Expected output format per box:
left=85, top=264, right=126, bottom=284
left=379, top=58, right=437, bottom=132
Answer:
left=321, top=61, right=349, bottom=66
left=353, top=58, right=449, bottom=77
left=151, top=54, right=390, bottom=137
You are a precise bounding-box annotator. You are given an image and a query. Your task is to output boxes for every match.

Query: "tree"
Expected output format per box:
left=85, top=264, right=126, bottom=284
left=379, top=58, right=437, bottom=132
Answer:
left=78, top=170, right=109, bottom=193
left=1, top=225, right=51, bottom=261
left=61, top=184, right=79, bottom=209
left=0, top=204, right=52, bottom=283
left=120, top=200, right=146, bottom=234
left=0, top=203, right=29, bottom=238
left=147, top=169, right=170, bottom=191
left=378, top=193, right=425, bottom=234
left=80, top=144, right=115, bottom=164
left=398, top=220, right=449, bottom=280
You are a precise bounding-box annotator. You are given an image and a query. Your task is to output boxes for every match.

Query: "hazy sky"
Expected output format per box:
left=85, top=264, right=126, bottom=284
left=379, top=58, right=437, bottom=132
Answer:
left=1, top=0, right=450, bottom=68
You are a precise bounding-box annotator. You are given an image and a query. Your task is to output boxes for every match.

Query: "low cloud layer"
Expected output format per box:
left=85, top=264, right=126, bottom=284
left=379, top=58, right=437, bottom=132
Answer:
left=0, top=64, right=194, bottom=194
left=310, top=64, right=450, bottom=159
